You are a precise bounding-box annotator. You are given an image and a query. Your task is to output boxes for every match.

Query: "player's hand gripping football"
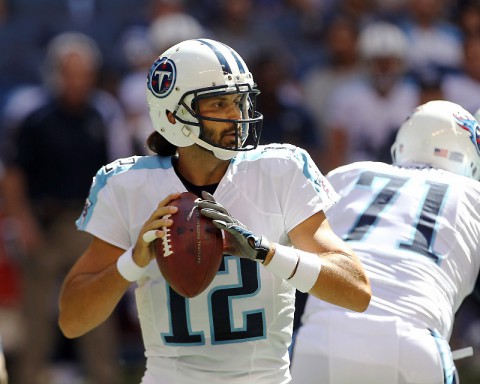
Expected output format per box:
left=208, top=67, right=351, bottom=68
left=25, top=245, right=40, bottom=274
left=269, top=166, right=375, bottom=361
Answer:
left=134, top=192, right=180, bottom=266
left=196, top=191, right=272, bottom=263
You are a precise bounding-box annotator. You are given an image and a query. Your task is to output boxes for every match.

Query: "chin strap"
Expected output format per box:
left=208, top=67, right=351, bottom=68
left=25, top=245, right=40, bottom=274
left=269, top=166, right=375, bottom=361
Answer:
left=182, top=126, right=238, bottom=160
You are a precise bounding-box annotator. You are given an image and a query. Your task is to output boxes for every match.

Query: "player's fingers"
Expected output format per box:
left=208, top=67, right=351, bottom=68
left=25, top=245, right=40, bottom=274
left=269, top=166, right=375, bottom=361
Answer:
left=220, top=228, right=241, bottom=256
left=201, top=190, right=215, bottom=202
left=158, top=192, right=182, bottom=208
left=212, top=219, right=228, bottom=230
left=201, top=208, right=232, bottom=223
left=148, top=193, right=181, bottom=221
left=142, top=230, right=159, bottom=244
left=196, top=199, right=228, bottom=214
left=144, top=215, right=173, bottom=233
left=141, top=214, right=174, bottom=243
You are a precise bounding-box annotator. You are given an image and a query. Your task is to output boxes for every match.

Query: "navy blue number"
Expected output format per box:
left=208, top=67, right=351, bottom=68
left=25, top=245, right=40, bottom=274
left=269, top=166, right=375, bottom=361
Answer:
left=211, top=256, right=264, bottom=344
left=345, top=171, right=448, bottom=264
left=162, top=257, right=265, bottom=345
left=163, top=288, right=204, bottom=345
left=345, top=172, right=408, bottom=241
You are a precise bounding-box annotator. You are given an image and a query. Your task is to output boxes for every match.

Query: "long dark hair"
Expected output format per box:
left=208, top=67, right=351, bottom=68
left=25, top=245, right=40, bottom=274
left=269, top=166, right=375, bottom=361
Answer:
left=147, top=131, right=177, bottom=156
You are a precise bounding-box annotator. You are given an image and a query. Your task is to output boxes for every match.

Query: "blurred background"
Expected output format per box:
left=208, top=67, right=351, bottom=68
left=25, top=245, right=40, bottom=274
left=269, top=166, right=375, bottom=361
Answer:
left=0, top=0, right=479, bottom=383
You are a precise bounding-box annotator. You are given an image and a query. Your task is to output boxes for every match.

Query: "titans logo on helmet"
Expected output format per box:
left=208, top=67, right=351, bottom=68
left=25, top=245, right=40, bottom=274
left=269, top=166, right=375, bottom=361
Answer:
left=147, top=57, right=176, bottom=98
left=454, top=113, right=480, bottom=155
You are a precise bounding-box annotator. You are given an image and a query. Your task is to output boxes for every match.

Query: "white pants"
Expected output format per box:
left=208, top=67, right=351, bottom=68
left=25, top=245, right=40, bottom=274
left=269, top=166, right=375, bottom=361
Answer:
left=290, top=310, right=457, bottom=384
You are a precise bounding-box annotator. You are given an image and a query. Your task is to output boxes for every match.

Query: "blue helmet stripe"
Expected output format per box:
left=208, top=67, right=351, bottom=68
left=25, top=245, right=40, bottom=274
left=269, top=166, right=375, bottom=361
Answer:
left=218, top=41, right=246, bottom=74
left=197, top=38, right=234, bottom=74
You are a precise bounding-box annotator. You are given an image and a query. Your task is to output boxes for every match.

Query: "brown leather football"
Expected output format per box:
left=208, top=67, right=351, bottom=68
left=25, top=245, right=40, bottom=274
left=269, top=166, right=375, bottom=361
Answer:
left=155, top=192, right=224, bottom=298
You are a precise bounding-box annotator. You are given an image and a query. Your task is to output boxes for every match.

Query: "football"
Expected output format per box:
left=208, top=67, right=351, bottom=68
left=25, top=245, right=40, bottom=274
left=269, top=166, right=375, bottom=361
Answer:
left=155, top=191, right=224, bottom=298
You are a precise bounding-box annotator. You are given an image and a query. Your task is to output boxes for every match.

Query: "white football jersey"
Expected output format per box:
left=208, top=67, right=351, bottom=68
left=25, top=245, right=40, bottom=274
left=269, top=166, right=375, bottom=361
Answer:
left=303, top=161, right=480, bottom=341
left=77, top=144, right=337, bottom=384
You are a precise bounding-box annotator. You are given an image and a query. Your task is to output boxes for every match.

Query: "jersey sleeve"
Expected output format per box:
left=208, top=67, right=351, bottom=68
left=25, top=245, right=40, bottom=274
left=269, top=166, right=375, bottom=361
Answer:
left=277, top=146, right=339, bottom=233
left=76, top=164, right=131, bottom=250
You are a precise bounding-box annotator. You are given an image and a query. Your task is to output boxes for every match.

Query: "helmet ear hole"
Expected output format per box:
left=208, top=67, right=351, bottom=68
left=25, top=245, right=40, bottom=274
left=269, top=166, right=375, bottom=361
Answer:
left=166, top=111, right=176, bottom=124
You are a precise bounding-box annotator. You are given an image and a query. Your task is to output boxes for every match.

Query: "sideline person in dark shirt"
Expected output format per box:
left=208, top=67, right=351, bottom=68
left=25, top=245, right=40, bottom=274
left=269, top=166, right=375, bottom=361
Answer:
left=2, top=32, right=133, bottom=384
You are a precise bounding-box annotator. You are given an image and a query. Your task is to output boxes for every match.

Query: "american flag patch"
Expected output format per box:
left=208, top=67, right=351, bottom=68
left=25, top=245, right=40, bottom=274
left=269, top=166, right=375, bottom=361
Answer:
left=434, top=148, right=448, bottom=158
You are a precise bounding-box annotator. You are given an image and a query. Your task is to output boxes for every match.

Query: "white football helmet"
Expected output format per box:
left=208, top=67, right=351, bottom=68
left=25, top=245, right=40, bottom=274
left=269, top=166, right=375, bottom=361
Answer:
left=146, top=38, right=263, bottom=160
left=391, top=100, right=480, bottom=180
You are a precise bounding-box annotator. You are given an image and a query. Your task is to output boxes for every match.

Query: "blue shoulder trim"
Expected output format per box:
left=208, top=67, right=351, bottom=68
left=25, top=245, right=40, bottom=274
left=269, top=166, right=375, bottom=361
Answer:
left=103, top=155, right=172, bottom=174
left=234, top=143, right=298, bottom=162
left=234, top=145, right=325, bottom=194
left=77, top=156, right=172, bottom=228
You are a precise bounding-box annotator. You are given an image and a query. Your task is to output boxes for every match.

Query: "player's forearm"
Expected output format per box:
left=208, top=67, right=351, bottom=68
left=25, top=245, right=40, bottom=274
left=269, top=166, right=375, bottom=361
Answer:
left=58, top=264, right=130, bottom=338
left=309, top=252, right=371, bottom=312
left=264, top=244, right=371, bottom=312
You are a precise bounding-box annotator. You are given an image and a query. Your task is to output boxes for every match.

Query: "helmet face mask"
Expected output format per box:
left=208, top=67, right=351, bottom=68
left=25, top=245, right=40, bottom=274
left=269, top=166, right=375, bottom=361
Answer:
left=174, top=84, right=262, bottom=152
left=146, top=39, right=263, bottom=160
left=391, top=100, right=480, bottom=180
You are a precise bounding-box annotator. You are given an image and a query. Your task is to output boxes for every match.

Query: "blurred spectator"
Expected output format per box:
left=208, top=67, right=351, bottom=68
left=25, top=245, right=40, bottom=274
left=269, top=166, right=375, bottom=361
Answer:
left=148, top=11, right=207, bottom=52
left=251, top=51, right=323, bottom=166
left=266, top=0, right=328, bottom=73
left=456, top=0, right=480, bottom=37
left=334, top=0, right=377, bottom=28
left=116, top=27, right=156, bottom=154
left=322, top=21, right=419, bottom=172
left=0, top=0, right=45, bottom=96
left=208, top=0, right=283, bottom=66
left=300, top=14, right=363, bottom=169
left=373, top=0, right=408, bottom=21
left=146, top=0, right=186, bottom=19
left=2, top=32, right=133, bottom=384
left=415, top=72, right=445, bottom=105
left=399, top=0, right=463, bottom=77
left=0, top=85, right=47, bottom=145
left=124, top=0, right=194, bottom=37
left=442, top=35, right=480, bottom=114
left=0, top=0, right=7, bottom=23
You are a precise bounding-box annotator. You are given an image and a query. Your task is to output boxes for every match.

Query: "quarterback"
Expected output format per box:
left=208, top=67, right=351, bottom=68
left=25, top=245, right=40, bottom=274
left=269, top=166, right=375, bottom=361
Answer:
left=58, top=38, right=371, bottom=383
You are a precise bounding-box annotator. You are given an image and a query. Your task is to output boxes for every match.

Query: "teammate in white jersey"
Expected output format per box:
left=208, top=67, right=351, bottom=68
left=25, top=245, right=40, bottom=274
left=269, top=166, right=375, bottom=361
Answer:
left=57, top=39, right=371, bottom=384
left=291, top=100, right=480, bottom=384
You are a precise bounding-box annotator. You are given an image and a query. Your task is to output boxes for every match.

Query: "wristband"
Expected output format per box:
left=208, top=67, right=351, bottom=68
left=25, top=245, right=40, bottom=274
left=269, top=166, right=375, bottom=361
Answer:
left=264, top=244, right=299, bottom=280
left=287, top=251, right=322, bottom=292
left=117, top=247, right=148, bottom=282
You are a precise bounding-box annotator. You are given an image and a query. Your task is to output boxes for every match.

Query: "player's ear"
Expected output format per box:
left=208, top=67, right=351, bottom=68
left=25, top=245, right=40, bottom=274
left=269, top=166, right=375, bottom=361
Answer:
left=167, top=111, right=176, bottom=124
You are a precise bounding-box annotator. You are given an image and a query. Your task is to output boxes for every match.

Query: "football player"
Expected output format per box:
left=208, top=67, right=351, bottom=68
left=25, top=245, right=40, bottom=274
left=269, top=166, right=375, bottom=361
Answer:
left=291, top=100, right=480, bottom=384
left=58, top=38, right=371, bottom=383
